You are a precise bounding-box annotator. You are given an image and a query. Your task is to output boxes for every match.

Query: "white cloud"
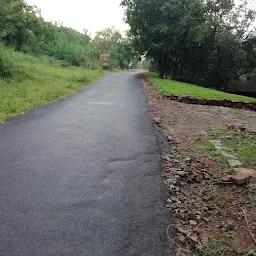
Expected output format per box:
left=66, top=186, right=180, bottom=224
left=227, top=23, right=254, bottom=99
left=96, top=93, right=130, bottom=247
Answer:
left=26, top=0, right=129, bottom=36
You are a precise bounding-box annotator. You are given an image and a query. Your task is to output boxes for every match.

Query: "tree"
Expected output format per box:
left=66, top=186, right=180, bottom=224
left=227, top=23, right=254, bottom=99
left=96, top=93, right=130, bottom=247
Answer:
left=0, top=0, right=43, bottom=51
left=94, top=27, right=135, bottom=69
left=122, top=0, right=256, bottom=89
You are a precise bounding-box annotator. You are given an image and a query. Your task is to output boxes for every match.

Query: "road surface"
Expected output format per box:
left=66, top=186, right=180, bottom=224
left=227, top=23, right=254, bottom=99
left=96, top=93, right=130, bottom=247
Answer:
left=0, top=72, right=170, bottom=256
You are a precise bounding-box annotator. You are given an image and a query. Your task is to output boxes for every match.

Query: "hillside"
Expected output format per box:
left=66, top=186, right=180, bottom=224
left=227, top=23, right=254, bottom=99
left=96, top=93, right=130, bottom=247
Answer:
left=0, top=44, right=101, bottom=122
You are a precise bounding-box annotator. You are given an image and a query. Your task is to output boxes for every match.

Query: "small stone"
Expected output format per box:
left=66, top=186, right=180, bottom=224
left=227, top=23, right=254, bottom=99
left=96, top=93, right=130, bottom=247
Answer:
left=228, top=159, right=242, bottom=167
left=166, top=178, right=177, bottom=185
left=169, top=184, right=177, bottom=190
left=189, top=220, right=197, bottom=226
left=196, top=215, right=202, bottom=221
left=184, top=157, right=192, bottom=163
left=177, top=226, right=190, bottom=235
left=171, top=196, right=179, bottom=202
left=175, top=171, right=186, bottom=177
left=203, top=217, right=209, bottom=222
left=165, top=156, right=172, bottom=161
left=188, top=235, right=199, bottom=243
left=154, top=117, right=161, bottom=124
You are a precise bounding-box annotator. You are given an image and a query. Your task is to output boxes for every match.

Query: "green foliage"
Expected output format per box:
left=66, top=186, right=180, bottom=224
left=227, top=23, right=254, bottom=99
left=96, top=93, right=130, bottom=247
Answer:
left=0, top=1, right=134, bottom=70
left=222, top=132, right=256, bottom=169
left=122, top=0, right=256, bottom=89
left=0, top=47, right=101, bottom=122
left=94, top=27, right=135, bottom=69
left=201, top=232, right=235, bottom=256
left=146, top=72, right=256, bottom=102
left=0, top=43, right=16, bottom=79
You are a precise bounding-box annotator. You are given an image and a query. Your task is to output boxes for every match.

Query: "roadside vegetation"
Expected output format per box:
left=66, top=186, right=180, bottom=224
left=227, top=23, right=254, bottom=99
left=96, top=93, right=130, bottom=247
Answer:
left=122, top=0, right=256, bottom=92
left=0, top=46, right=101, bottom=122
left=146, top=72, right=256, bottom=102
left=0, top=0, right=136, bottom=121
left=222, top=132, right=256, bottom=169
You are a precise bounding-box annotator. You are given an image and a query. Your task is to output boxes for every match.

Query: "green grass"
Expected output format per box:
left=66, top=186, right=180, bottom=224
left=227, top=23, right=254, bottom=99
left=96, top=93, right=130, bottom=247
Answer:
left=195, top=129, right=256, bottom=169
left=0, top=50, right=102, bottom=122
left=146, top=72, right=256, bottom=102
left=222, top=132, right=256, bottom=169
left=200, top=232, right=235, bottom=256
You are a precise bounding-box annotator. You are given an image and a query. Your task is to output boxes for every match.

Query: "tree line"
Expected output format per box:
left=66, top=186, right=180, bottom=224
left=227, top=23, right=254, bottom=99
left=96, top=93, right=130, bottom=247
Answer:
left=0, top=0, right=135, bottom=80
left=121, top=0, right=256, bottom=90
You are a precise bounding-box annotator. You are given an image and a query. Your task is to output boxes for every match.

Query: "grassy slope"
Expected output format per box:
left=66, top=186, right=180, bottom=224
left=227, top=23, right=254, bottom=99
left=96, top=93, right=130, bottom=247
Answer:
left=0, top=51, right=101, bottom=122
left=146, top=72, right=256, bottom=102
left=222, top=132, right=256, bottom=169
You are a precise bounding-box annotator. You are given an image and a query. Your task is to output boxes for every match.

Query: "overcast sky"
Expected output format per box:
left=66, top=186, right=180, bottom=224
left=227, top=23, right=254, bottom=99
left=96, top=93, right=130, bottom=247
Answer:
left=26, top=0, right=128, bottom=36
left=26, top=0, right=255, bottom=37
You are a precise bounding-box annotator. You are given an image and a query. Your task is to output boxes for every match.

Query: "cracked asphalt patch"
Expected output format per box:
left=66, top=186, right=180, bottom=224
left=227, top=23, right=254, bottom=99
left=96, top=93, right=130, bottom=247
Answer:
left=0, top=72, right=171, bottom=256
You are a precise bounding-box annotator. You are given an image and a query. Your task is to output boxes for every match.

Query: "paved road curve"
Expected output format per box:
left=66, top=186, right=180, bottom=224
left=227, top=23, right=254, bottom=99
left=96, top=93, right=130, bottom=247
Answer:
left=0, top=72, right=170, bottom=256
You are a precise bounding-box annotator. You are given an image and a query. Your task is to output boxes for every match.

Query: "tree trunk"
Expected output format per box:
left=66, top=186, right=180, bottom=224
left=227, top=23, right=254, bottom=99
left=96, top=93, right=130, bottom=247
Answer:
left=159, top=67, right=164, bottom=79
left=180, top=62, right=183, bottom=81
left=172, top=61, right=176, bottom=80
left=223, top=78, right=230, bottom=92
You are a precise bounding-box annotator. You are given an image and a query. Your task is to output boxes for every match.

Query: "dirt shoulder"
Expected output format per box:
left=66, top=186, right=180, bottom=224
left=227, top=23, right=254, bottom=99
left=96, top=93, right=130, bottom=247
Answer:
left=140, top=74, right=256, bottom=256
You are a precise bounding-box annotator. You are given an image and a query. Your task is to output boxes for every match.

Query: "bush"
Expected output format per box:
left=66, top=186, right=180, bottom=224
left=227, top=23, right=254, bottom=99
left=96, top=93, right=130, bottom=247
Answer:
left=0, top=43, right=16, bottom=79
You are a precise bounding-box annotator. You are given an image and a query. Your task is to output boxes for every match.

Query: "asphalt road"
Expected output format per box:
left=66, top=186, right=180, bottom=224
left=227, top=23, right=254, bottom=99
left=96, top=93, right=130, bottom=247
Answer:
left=0, top=72, right=170, bottom=256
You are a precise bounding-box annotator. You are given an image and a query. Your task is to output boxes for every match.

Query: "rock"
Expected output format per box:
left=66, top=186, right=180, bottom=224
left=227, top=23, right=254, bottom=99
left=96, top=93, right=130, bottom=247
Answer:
left=232, top=174, right=251, bottom=185
left=196, top=215, right=202, bottom=221
left=166, top=178, right=177, bottom=185
left=177, top=226, right=190, bottom=235
left=189, top=220, right=197, bottom=226
left=175, top=171, right=186, bottom=177
left=167, top=136, right=172, bottom=141
left=169, top=184, right=177, bottom=190
left=228, top=124, right=246, bottom=132
left=170, top=167, right=183, bottom=172
left=184, top=157, right=192, bottom=163
left=203, top=217, right=209, bottom=223
left=171, top=196, right=179, bottom=202
left=228, top=159, right=242, bottom=167
left=165, top=155, right=172, bottom=161
left=234, top=168, right=256, bottom=177
left=154, top=117, right=161, bottom=124
left=188, top=235, right=199, bottom=243
left=222, top=174, right=251, bottom=185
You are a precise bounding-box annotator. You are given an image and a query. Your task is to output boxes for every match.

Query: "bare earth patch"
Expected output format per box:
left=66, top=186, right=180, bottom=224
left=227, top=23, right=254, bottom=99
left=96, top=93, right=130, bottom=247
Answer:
left=139, top=74, right=256, bottom=255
